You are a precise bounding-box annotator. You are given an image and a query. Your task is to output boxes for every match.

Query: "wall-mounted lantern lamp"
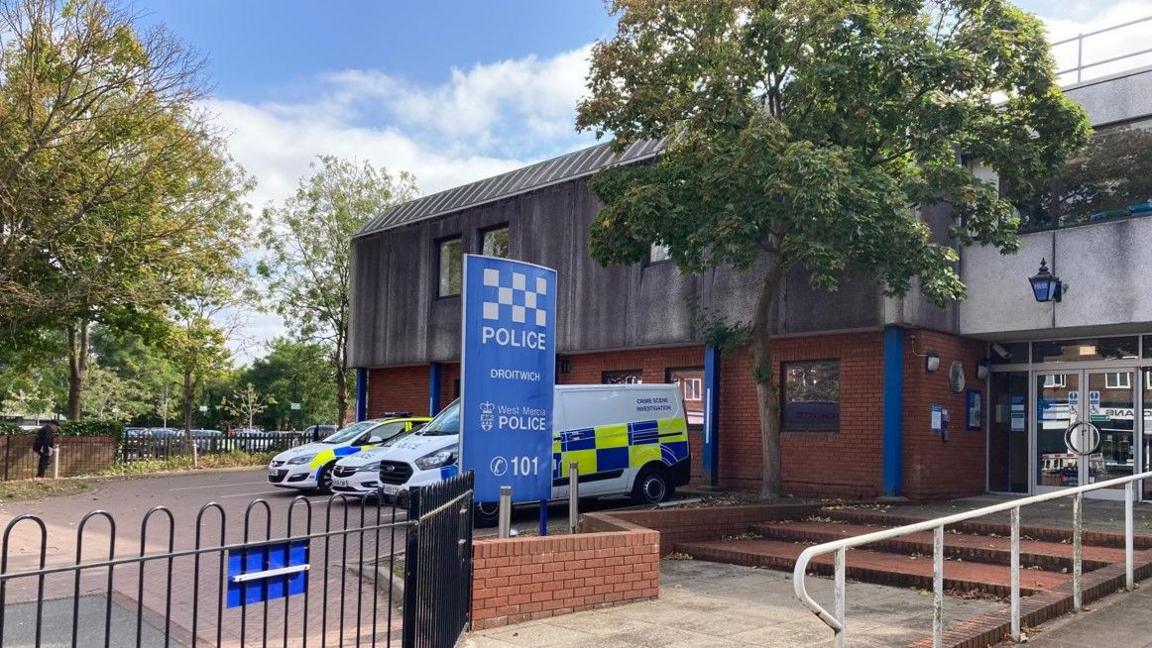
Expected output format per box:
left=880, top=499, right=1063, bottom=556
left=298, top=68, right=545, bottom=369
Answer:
left=925, top=351, right=940, bottom=373
left=1029, top=258, right=1064, bottom=303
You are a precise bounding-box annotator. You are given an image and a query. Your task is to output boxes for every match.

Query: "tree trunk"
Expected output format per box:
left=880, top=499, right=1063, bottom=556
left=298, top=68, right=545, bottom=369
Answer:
left=334, top=364, right=348, bottom=428
left=751, top=260, right=785, bottom=499
left=182, top=369, right=199, bottom=466
left=66, top=320, right=90, bottom=420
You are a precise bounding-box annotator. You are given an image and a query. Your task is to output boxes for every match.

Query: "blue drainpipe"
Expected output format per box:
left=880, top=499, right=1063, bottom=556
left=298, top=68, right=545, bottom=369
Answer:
left=428, top=362, right=442, bottom=416
left=355, top=368, right=368, bottom=422
left=703, top=346, right=722, bottom=486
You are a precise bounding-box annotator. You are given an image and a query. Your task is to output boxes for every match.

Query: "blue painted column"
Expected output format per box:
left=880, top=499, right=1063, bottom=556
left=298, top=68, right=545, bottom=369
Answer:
left=355, top=368, right=368, bottom=422
left=882, top=326, right=905, bottom=496
left=428, top=362, right=442, bottom=416
left=703, top=346, right=722, bottom=486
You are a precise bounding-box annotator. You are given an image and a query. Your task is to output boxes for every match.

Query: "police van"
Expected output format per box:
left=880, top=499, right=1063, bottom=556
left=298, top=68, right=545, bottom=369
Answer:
left=330, top=384, right=691, bottom=522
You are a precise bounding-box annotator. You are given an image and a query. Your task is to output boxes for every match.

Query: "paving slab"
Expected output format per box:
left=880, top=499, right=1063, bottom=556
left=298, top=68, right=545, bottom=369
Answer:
left=462, top=560, right=1000, bottom=648
left=1026, top=584, right=1152, bottom=648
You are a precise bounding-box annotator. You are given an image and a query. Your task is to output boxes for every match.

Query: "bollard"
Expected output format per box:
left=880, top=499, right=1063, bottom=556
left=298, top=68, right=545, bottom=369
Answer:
left=498, top=485, right=512, bottom=539
left=569, top=461, right=580, bottom=534
left=53, top=447, right=60, bottom=480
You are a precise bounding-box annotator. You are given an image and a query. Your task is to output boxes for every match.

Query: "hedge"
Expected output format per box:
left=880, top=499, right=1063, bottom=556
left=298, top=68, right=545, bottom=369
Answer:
left=0, top=420, right=123, bottom=441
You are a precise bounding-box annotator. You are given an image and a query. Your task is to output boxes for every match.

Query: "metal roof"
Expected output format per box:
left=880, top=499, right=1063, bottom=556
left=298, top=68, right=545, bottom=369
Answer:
left=356, top=139, right=663, bottom=237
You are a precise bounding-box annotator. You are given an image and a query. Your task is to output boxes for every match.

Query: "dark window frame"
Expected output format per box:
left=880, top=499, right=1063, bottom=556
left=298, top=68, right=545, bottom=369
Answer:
left=435, top=235, right=463, bottom=298
left=479, top=223, right=510, bottom=258
left=780, top=359, right=841, bottom=433
left=602, top=369, right=644, bottom=385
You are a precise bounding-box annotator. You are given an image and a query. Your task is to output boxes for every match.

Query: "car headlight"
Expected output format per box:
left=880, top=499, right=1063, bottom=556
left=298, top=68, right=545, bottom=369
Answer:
left=286, top=454, right=315, bottom=465
left=357, top=461, right=381, bottom=473
left=415, top=447, right=457, bottom=470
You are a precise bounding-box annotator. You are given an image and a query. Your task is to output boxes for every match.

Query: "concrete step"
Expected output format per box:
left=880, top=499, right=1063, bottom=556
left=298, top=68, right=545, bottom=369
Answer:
left=676, top=538, right=1070, bottom=597
left=753, top=521, right=1126, bottom=572
left=819, top=507, right=1152, bottom=549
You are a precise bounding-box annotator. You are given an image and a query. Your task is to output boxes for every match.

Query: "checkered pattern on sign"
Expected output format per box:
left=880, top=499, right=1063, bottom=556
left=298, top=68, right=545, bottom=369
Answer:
left=481, top=268, right=548, bottom=327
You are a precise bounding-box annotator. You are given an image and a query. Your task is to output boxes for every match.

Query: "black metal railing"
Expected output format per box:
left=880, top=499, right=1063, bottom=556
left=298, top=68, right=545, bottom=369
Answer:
left=0, top=474, right=479, bottom=646
left=403, top=471, right=475, bottom=648
left=0, top=493, right=412, bottom=647
left=121, top=432, right=311, bottom=463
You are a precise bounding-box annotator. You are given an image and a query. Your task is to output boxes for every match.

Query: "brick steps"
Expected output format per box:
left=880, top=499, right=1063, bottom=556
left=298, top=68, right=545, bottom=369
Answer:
left=820, top=507, right=1152, bottom=549
left=753, top=520, right=1126, bottom=571
left=676, top=538, right=1069, bottom=597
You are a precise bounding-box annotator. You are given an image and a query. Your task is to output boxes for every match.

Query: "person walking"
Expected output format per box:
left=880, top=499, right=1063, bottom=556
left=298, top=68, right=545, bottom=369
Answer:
left=32, top=420, right=58, bottom=479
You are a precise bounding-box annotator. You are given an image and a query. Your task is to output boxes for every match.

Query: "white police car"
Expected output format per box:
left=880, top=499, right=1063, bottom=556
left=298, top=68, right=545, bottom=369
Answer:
left=266, top=415, right=429, bottom=493
left=331, top=404, right=460, bottom=498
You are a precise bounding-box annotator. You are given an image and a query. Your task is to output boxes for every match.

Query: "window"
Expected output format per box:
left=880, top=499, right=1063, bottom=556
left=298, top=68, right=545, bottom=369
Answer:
left=1043, top=374, right=1067, bottom=388
left=648, top=242, right=671, bottom=264
left=602, top=370, right=643, bottom=385
left=481, top=225, right=509, bottom=258
left=1105, top=372, right=1132, bottom=389
left=781, top=360, right=840, bottom=431
left=667, top=367, right=705, bottom=428
left=437, top=237, right=462, bottom=297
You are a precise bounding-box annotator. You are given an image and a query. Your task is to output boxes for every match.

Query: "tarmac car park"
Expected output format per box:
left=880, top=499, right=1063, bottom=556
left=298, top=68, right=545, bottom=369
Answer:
left=266, top=415, right=430, bottom=493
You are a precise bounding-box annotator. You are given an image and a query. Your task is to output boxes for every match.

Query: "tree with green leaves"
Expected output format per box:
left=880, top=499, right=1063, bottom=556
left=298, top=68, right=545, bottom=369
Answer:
left=577, top=0, right=1090, bottom=497
left=242, top=338, right=339, bottom=431
left=220, top=383, right=274, bottom=431
left=259, top=156, right=417, bottom=426
left=0, top=0, right=252, bottom=419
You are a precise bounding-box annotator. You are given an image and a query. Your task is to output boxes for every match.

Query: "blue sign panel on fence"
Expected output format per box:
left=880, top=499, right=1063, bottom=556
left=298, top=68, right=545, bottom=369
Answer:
left=226, top=539, right=309, bottom=608
left=460, top=254, right=556, bottom=503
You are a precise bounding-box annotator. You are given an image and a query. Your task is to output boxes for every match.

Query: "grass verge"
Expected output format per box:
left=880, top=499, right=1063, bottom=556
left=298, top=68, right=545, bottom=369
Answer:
left=0, top=479, right=92, bottom=501
left=97, top=451, right=277, bottom=476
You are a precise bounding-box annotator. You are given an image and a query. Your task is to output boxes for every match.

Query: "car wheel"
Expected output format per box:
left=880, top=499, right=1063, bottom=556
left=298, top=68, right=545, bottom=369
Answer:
left=631, top=465, right=671, bottom=505
left=474, top=502, right=500, bottom=528
left=315, top=463, right=335, bottom=494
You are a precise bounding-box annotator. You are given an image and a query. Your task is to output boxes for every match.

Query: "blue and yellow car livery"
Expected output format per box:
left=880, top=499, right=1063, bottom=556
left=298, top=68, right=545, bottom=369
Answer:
left=266, top=416, right=430, bottom=491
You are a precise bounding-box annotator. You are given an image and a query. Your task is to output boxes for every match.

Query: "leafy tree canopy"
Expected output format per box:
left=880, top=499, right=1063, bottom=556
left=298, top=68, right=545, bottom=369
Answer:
left=576, top=0, right=1091, bottom=496
left=578, top=0, right=1090, bottom=304
left=258, top=156, right=417, bottom=425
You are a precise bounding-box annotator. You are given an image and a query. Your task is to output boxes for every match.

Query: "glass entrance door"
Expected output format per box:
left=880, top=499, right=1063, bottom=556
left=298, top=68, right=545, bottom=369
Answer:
left=1036, top=372, right=1080, bottom=491
left=1034, top=369, right=1138, bottom=498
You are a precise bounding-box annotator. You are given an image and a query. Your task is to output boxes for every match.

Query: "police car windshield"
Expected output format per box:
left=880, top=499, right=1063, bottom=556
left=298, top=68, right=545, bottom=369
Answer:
left=321, top=420, right=378, bottom=444
left=417, top=401, right=460, bottom=436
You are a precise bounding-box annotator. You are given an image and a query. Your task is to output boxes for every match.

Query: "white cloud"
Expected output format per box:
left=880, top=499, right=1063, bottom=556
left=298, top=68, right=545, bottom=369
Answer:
left=206, top=45, right=597, bottom=361
left=1035, top=1, right=1152, bottom=83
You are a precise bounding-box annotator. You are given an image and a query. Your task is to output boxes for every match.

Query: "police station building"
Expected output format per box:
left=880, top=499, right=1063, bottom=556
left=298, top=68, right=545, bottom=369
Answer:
left=347, top=61, right=1152, bottom=502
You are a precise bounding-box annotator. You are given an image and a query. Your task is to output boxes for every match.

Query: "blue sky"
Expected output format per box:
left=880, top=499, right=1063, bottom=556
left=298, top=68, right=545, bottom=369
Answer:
left=130, top=0, right=1152, bottom=360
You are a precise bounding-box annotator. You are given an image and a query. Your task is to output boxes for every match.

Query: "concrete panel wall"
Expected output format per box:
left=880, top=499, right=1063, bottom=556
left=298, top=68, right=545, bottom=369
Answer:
left=348, top=177, right=885, bottom=368
left=1064, top=66, right=1152, bottom=127
left=959, top=216, right=1152, bottom=338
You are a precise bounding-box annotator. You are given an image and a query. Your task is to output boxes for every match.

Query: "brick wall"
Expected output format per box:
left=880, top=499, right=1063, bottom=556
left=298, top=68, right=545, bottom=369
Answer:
left=470, top=528, right=660, bottom=630
left=367, top=365, right=429, bottom=417
left=901, top=329, right=987, bottom=499
left=581, top=503, right=821, bottom=555
left=718, top=331, right=887, bottom=497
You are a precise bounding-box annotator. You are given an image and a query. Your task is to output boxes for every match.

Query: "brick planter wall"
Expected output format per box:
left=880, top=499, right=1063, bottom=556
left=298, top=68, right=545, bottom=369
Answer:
left=470, top=526, right=659, bottom=630
left=580, top=503, right=820, bottom=555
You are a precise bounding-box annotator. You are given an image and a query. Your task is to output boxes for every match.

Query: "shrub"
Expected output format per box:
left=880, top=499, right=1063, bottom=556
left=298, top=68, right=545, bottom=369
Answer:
left=59, top=419, right=122, bottom=439
left=0, top=422, right=26, bottom=436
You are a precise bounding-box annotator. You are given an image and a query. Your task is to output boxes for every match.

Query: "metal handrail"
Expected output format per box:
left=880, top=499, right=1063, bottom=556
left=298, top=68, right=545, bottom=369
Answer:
left=793, top=469, right=1152, bottom=648
left=1051, top=14, right=1152, bottom=84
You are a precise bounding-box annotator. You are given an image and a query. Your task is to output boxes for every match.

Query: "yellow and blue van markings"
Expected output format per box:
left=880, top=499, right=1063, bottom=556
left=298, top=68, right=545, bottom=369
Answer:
left=551, top=417, right=688, bottom=479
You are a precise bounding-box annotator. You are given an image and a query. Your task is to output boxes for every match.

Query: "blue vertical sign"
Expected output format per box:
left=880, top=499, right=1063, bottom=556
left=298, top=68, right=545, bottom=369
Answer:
left=460, top=255, right=556, bottom=503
